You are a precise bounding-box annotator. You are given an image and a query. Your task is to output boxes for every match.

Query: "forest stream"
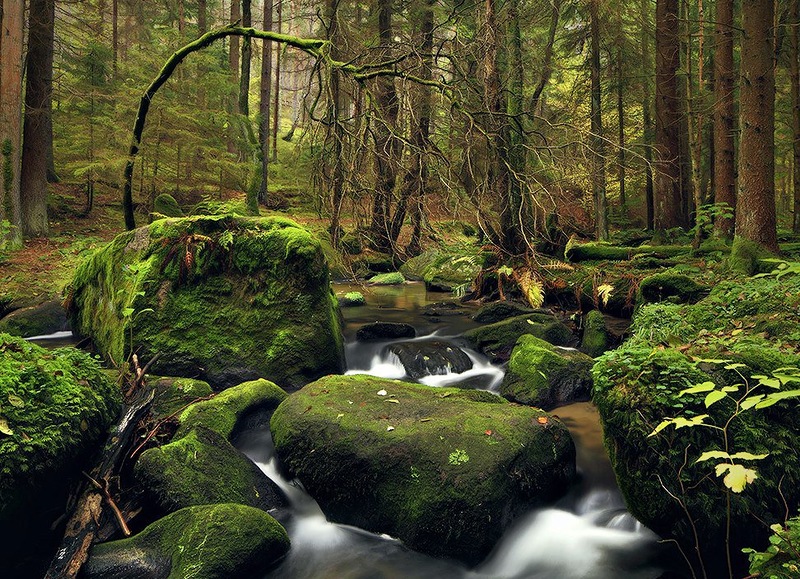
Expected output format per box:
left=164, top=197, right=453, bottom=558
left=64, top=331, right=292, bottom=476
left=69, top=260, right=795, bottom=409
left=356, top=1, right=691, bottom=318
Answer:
left=226, top=283, right=670, bottom=579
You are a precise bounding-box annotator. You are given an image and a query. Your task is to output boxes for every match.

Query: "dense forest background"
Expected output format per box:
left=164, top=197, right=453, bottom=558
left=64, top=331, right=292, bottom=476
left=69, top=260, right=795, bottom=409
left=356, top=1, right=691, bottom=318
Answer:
left=1, top=0, right=798, bottom=262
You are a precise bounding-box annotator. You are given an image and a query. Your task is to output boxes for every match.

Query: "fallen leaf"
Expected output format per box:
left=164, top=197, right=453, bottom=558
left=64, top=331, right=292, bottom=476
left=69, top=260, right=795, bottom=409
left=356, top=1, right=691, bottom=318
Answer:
left=336, top=413, right=344, bottom=419
left=377, top=390, right=388, bottom=396
left=387, top=426, right=395, bottom=431
left=0, top=417, right=13, bottom=436
left=537, top=416, right=549, bottom=425
left=7, top=395, right=24, bottom=408
left=485, top=430, right=493, bottom=436
left=386, top=399, right=400, bottom=404
left=420, top=418, right=432, bottom=422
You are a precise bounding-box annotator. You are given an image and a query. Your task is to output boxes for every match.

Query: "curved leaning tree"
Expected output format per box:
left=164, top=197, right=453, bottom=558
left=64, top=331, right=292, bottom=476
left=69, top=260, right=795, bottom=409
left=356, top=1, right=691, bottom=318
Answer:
left=121, top=24, right=335, bottom=231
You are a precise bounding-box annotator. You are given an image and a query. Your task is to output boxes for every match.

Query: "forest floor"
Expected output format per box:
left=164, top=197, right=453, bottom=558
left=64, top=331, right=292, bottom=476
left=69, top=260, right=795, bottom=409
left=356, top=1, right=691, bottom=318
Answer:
left=0, top=185, right=126, bottom=309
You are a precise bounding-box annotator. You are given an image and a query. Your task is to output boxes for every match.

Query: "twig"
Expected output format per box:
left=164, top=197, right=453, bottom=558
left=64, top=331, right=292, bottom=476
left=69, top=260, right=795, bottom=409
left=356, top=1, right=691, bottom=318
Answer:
left=129, top=393, right=215, bottom=459
left=82, top=472, right=131, bottom=537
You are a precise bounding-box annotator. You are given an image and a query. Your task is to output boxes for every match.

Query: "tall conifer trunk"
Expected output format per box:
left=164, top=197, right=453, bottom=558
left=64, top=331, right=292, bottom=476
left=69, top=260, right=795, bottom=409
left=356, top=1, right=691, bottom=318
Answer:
left=713, top=0, right=736, bottom=238
left=737, top=0, right=778, bottom=251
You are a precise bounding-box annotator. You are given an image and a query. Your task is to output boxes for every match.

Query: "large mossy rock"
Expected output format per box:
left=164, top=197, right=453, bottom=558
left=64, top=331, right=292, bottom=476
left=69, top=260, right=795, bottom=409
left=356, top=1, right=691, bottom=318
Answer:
left=270, top=374, right=576, bottom=564
left=66, top=215, right=345, bottom=390
left=84, top=503, right=290, bottom=579
left=135, top=379, right=288, bottom=515
left=580, top=309, right=610, bottom=357
left=400, top=244, right=489, bottom=292
left=0, top=334, right=121, bottom=575
left=593, top=273, right=800, bottom=573
left=0, top=299, right=69, bottom=338
left=500, top=335, right=593, bottom=409
left=638, top=271, right=708, bottom=304
left=462, top=312, right=573, bottom=362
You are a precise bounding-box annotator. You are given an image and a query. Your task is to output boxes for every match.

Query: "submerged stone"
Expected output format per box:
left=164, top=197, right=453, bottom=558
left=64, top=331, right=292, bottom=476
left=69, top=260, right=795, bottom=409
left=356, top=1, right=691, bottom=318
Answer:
left=384, top=340, right=473, bottom=378
left=356, top=321, right=416, bottom=342
left=270, top=375, right=576, bottom=564
left=66, top=215, right=345, bottom=390
left=84, top=504, right=289, bottom=579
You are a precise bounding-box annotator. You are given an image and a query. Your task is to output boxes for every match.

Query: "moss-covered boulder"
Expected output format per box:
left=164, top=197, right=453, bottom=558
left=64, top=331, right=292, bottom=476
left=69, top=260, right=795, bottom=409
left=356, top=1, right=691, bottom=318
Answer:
left=135, top=379, right=288, bottom=516
left=0, top=334, right=121, bottom=575
left=84, top=504, right=290, bottom=579
left=564, top=239, right=691, bottom=262
left=135, top=426, right=287, bottom=515
left=66, top=215, right=345, bottom=390
left=500, top=335, right=593, bottom=410
left=368, top=271, right=405, bottom=285
left=580, top=309, right=610, bottom=357
left=338, top=291, right=365, bottom=307
left=471, top=301, right=535, bottom=323
left=152, top=193, right=184, bottom=218
left=0, top=299, right=69, bottom=338
left=400, top=244, right=489, bottom=292
left=462, top=313, right=574, bottom=362
left=593, top=270, right=800, bottom=577
left=385, top=340, right=473, bottom=379
left=270, top=374, right=576, bottom=564
left=638, top=271, right=708, bottom=304
left=149, top=376, right=214, bottom=420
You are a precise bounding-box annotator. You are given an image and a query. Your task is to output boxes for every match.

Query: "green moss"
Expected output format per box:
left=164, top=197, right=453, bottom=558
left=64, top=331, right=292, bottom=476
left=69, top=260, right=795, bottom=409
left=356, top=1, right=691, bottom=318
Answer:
left=638, top=271, right=707, bottom=304
left=150, top=377, right=213, bottom=420
left=177, top=378, right=287, bottom=440
left=593, top=344, right=800, bottom=571
left=729, top=236, right=777, bottom=276
left=463, top=313, right=573, bottom=361
left=400, top=244, right=489, bottom=292
left=270, top=374, right=575, bottom=564
left=500, top=335, right=593, bottom=409
left=368, top=272, right=405, bottom=285
left=134, top=426, right=284, bottom=513
left=564, top=239, right=691, bottom=262
left=338, top=291, right=365, bottom=307
left=0, top=300, right=68, bottom=338
left=67, top=215, right=345, bottom=389
left=153, top=194, right=184, bottom=218
left=87, top=504, right=289, bottom=579
left=0, top=334, right=121, bottom=513
left=580, top=310, right=609, bottom=357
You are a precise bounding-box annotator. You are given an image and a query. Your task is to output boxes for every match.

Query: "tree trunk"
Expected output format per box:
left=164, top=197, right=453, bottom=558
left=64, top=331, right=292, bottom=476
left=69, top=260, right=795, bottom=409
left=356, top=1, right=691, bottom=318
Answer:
left=228, top=0, right=241, bottom=154
left=590, top=0, right=608, bottom=241
left=20, top=0, right=55, bottom=237
left=112, top=0, right=119, bottom=77
left=239, top=0, right=252, bottom=117
left=737, top=0, right=778, bottom=251
left=258, top=0, right=273, bottom=203
left=271, top=0, right=282, bottom=162
left=198, top=0, right=208, bottom=33
left=713, top=0, right=736, bottom=238
left=791, top=0, right=800, bottom=233
left=368, top=0, right=401, bottom=253
left=688, top=0, right=706, bottom=247
left=641, top=0, right=654, bottom=229
left=327, top=0, right=346, bottom=246
left=0, top=0, right=24, bottom=248
left=617, top=26, right=626, bottom=210
left=654, top=0, right=685, bottom=231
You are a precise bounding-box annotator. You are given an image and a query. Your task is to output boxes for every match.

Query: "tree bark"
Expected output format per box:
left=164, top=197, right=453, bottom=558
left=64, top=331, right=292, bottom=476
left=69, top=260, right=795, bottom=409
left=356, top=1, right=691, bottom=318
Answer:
left=791, top=0, right=800, bottom=233
left=641, top=0, right=654, bottom=229
left=0, top=0, right=24, bottom=248
left=239, top=0, right=252, bottom=116
left=228, top=0, right=241, bottom=154
left=688, top=0, right=706, bottom=246
left=271, top=0, right=282, bottom=162
left=654, top=0, right=685, bottom=231
left=198, top=0, right=208, bottom=33
left=713, top=0, right=736, bottom=238
left=326, top=0, right=346, bottom=246
left=737, top=0, right=778, bottom=251
left=258, top=0, right=273, bottom=204
left=20, top=0, right=55, bottom=237
left=590, top=0, right=608, bottom=241
left=368, top=0, right=401, bottom=253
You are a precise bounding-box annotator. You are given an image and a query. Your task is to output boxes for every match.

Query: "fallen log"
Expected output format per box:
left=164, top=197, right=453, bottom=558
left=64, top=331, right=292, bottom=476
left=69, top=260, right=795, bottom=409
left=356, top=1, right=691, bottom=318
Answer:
left=45, top=386, right=155, bottom=579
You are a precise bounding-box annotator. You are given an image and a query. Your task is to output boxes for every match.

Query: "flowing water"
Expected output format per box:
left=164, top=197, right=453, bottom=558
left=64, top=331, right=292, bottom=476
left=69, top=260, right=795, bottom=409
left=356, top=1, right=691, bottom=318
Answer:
left=235, top=283, right=668, bottom=578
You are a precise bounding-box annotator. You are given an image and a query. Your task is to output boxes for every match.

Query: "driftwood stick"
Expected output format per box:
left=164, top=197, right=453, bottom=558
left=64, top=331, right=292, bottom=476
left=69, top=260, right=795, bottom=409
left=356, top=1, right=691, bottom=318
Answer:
left=45, top=387, right=155, bottom=579
left=83, top=472, right=131, bottom=537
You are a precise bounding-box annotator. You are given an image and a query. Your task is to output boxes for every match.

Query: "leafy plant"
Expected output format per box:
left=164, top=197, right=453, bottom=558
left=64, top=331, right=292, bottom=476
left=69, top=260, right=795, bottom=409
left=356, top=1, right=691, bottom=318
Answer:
left=744, top=516, right=800, bottom=578
left=448, top=449, right=470, bottom=465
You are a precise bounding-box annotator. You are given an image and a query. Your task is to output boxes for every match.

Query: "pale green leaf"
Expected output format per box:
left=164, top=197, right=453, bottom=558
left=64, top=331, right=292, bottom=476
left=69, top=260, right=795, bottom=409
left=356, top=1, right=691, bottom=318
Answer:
left=723, top=363, right=747, bottom=370
left=672, top=414, right=709, bottom=429
left=696, top=450, right=730, bottom=463
left=756, top=389, right=800, bottom=409
left=740, top=395, right=765, bottom=410
left=648, top=419, right=673, bottom=437
left=715, top=463, right=758, bottom=493
left=0, top=417, right=13, bottom=436
left=729, top=452, right=769, bottom=461
left=679, top=382, right=716, bottom=396
left=121, top=307, right=135, bottom=318
left=704, top=390, right=727, bottom=408
left=721, top=385, right=740, bottom=393
left=7, top=395, right=24, bottom=408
